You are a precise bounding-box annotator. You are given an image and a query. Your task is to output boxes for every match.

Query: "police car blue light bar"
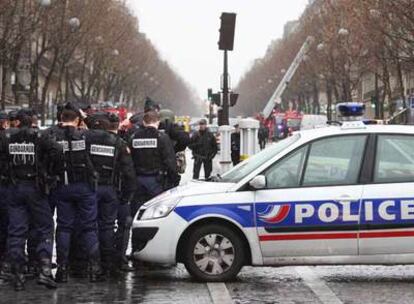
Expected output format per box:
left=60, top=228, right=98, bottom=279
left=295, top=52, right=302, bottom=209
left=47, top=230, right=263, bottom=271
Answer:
left=336, top=102, right=365, bottom=121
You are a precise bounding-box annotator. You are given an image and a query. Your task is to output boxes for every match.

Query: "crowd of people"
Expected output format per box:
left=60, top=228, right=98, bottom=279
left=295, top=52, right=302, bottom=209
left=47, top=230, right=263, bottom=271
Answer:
left=0, top=96, right=270, bottom=292
left=0, top=98, right=192, bottom=291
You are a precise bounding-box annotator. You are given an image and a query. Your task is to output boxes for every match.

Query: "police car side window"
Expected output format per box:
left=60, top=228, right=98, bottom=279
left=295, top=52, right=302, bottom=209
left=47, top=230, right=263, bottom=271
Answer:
left=374, top=135, right=414, bottom=183
left=265, top=146, right=307, bottom=189
left=302, top=135, right=367, bottom=187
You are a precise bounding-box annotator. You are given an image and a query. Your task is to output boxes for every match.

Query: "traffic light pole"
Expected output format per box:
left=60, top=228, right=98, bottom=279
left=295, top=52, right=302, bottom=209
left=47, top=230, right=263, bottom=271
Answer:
left=221, top=49, right=230, bottom=126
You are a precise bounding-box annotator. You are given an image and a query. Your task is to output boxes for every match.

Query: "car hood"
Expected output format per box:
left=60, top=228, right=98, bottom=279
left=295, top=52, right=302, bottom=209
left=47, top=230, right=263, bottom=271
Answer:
left=155, top=180, right=235, bottom=200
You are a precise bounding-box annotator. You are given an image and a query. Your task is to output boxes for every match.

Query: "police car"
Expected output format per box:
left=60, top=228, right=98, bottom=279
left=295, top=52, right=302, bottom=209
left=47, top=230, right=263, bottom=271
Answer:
left=132, top=104, right=414, bottom=282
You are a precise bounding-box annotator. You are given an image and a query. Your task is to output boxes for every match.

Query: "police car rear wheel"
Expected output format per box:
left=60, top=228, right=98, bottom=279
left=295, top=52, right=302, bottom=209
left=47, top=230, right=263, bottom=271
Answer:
left=184, top=224, right=245, bottom=282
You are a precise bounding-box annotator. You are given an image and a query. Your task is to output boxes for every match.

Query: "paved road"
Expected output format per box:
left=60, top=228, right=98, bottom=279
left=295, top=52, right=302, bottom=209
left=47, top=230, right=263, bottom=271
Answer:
left=3, top=264, right=414, bottom=303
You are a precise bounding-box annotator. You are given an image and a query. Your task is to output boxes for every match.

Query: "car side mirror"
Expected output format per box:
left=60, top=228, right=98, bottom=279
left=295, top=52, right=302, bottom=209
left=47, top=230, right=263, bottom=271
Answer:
left=249, top=175, right=266, bottom=190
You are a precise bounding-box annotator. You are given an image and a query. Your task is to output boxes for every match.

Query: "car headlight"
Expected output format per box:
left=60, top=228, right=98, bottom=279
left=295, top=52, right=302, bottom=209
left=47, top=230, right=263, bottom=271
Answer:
left=140, top=197, right=181, bottom=221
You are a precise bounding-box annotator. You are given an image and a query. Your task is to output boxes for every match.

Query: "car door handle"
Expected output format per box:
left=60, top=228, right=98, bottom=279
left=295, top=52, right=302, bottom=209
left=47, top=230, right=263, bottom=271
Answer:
left=335, top=195, right=358, bottom=202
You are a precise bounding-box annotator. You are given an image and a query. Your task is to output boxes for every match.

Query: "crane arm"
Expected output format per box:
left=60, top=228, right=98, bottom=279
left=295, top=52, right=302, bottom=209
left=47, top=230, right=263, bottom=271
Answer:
left=262, top=36, right=313, bottom=119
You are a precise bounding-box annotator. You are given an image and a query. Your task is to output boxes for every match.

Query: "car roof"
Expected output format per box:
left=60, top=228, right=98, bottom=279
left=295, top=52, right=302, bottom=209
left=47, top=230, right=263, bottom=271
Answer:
left=297, top=124, right=414, bottom=142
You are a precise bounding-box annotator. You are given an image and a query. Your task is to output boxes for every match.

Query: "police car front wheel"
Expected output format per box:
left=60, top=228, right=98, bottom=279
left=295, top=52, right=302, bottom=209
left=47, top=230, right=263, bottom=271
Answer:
left=184, top=224, right=245, bottom=282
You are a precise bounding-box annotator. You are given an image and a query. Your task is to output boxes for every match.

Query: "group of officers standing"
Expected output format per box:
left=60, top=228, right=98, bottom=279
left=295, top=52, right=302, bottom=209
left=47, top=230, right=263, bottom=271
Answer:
left=0, top=98, right=189, bottom=291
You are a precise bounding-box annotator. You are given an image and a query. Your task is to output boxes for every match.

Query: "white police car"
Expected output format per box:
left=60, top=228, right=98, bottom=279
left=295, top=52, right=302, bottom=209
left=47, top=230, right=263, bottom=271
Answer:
left=132, top=113, right=414, bottom=281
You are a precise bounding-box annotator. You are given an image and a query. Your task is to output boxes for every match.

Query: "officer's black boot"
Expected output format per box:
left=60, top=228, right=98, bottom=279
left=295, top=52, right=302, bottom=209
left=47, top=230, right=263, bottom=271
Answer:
left=13, top=266, right=25, bottom=292
left=119, top=255, right=134, bottom=272
left=55, top=265, right=69, bottom=283
left=89, top=261, right=106, bottom=283
left=0, top=261, right=12, bottom=285
left=37, top=259, right=57, bottom=289
left=25, top=262, right=38, bottom=280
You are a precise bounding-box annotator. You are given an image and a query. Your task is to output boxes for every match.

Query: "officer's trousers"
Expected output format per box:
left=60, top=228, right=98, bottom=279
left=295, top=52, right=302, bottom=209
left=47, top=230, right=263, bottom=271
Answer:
left=131, top=176, right=163, bottom=252
left=134, top=175, right=163, bottom=209
left=55, top=183, right=100, bottom=266
left=0, top=186, right=9, bottom=262
left=27, top=190, right=57, bottom=267
left=96, top=185, right=118, bottom=268
left=7, top=182, right=54, bottom=268
left=114, top=202, right=131, bottom=263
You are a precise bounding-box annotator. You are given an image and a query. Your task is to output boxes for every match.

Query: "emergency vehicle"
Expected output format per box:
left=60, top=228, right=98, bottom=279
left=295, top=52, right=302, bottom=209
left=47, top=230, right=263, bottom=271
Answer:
left=132, top=104, right=414, bottom=282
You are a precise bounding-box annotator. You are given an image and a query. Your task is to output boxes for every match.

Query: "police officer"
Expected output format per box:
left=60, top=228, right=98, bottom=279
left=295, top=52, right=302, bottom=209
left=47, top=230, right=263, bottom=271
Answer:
left=0, top=112, right=9, bottom=265
left=159, top=109, right=190, bottom=188
left=129, top=110, right=178, bottom=215
left=129, top=111, right=178, bottom=256
left=86, top=112, right=136, bottom=274
left=121, top=97, right=160, bottom=141
left=4, top=109, right=60, bottom=291
left=159, top=109, right=190, bottom=154
left=51, top=107, right=104, bottom=283
left=8, top=110, right=18, bottom=128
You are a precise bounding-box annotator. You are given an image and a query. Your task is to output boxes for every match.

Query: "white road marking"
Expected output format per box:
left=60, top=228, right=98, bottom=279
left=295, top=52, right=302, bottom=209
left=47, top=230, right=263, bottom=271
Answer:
left=296, top=266, right=343, bottom=304
left=207, top=283, right=234, bottom=304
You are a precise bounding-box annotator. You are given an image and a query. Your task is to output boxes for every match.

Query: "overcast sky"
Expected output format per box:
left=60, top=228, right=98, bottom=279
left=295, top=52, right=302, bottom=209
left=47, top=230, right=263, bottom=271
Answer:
left=127, top=0, right=309, bottom=99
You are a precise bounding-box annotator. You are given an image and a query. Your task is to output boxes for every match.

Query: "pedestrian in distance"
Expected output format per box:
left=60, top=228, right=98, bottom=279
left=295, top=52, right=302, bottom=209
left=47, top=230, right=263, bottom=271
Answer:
left=231, top=124, right=241, bottom=166
left=258, top=123, right=269, bottom=150
left=189, top=119, right=218, bottom=180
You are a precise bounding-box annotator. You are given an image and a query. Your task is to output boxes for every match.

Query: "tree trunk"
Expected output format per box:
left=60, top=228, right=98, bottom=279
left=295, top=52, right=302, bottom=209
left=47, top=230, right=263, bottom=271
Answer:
left=396, top=59, right=406, bottom=109
left=312, top=80, right=320, bottom=114
left=1, top=63, right=7, bottom=110
left=40, top=47, right=59, bottom=124
left=326, top=79, right=333, bottom=121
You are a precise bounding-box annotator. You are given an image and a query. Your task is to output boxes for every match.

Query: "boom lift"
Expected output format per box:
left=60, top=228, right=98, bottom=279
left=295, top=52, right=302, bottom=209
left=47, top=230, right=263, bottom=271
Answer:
left=262, top=36, right=313, bottom=119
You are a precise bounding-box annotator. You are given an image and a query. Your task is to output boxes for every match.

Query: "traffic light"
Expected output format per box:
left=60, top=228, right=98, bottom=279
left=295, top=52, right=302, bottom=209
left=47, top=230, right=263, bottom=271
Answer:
left=218, top=13, right=236, bottom=51
left=230, top=93, right=239, bottom=107
left=207, top=88, right=213, bottom=100
left=211, top=93, right=221, bottom=106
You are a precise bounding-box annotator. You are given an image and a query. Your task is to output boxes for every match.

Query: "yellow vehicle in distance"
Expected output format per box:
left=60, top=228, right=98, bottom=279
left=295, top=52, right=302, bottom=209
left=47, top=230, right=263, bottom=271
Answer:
left=175, top=116, right=191, bottom=133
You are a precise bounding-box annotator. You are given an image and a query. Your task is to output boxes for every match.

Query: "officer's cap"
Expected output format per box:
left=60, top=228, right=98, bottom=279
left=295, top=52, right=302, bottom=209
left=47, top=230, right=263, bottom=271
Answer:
left=144, top=97, right=160, bottom=113
left=8, top=110, right=18, bottom=121
left=108, top=113, right=120, bottom=124
left=63, top=102, right=81, bottom=114
left=0, top=112, right=8, bottom=120
left=159, top=109, right=175, bottom=124
left=199, top=118, right=207, bottom=125
left=129, top=112, right=143, bottom=125
left=16, top=108, right=34, bottom=121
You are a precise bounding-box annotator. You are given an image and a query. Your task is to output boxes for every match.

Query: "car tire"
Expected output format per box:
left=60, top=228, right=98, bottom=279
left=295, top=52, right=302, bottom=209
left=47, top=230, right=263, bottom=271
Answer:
left=183, top=224, right=246, bottom=282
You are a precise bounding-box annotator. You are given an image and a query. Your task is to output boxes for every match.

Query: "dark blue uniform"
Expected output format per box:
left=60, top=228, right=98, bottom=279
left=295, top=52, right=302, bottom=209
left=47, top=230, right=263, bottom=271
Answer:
left=86, top=129, right=136, bottom=271
left=129, top=126, right=178, bottom=205
left=129, top=126, right=178, bottom=253
left=0, top=127, right=9, bottom=263
left=51, top=125, right=102, bottom=282
left=5, top=125, right=60, bottom=290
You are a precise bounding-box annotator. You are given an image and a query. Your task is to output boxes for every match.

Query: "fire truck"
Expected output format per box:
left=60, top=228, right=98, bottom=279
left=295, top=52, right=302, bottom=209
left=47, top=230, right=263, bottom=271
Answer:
left=89, top=101, right=128, bottom=121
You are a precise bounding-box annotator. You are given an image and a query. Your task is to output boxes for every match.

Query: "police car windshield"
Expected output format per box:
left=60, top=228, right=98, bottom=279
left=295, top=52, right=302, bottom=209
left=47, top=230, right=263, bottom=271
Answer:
left=220, top=134, right=300, bottom=183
